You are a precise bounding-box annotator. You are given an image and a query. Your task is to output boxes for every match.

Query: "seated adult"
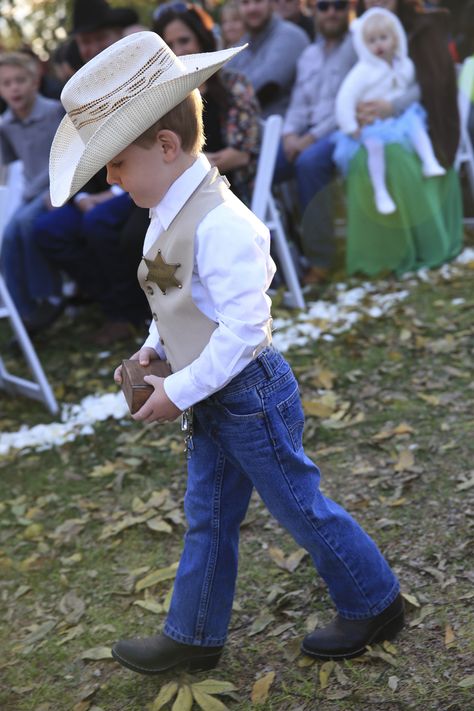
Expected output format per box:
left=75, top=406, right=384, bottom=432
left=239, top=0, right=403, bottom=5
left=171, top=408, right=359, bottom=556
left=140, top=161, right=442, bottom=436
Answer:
left=344, top=0, right=463, bottom=277
left=153, top=4, right=261, bottom=206
left=35, top=0, right=149, bottom=345
left=226, top=0, right=309, bottom=117
left=273, top=0, right=356, bottom=284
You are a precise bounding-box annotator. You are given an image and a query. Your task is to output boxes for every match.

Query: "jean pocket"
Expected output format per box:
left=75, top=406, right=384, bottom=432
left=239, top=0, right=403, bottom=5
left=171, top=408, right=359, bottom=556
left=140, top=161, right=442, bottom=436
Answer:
left=276, top=385, right=305, bottom=452
left=213, top=388, right=265, bottom=420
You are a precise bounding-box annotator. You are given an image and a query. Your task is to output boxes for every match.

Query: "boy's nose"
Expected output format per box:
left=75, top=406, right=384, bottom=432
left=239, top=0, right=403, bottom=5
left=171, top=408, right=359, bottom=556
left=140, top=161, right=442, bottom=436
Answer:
left=106, top=165, right=116, bottom=185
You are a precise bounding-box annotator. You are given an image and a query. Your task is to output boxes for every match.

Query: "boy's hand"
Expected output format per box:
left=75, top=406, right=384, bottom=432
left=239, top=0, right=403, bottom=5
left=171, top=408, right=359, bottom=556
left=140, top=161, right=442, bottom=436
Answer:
left=133, top=377, right=182, bottom=424
left=113, top=346, right=159, bottom=385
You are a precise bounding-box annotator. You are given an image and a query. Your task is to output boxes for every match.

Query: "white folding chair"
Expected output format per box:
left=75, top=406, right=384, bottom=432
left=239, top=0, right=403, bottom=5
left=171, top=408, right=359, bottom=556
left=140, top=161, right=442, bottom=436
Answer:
left=0, top=275, right=59, bottom=414
left=456, top=57, right=474, bottom=221
left=0, top=170, right=58, bottom=415
left=251, top=115, right=306, bottom=310
left=0, top=160, right=23, bottom=247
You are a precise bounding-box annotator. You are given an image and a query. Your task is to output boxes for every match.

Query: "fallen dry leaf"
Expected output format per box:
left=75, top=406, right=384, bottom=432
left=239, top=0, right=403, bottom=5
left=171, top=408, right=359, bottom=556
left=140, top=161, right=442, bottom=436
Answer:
left=135, top=562, right=179, bottom=592
left=79, top=646, right=112, bottom=661
left=319, top=660, right=335, bottom=689
left=150, top=681, right=179, bottom=711
left=171, top=684, right=193, bottom=711
left=251, top=671, right=275, bottom=704
left=445, top=624, right=455, bottom=648
left=394, top=449, right=415, bottom=472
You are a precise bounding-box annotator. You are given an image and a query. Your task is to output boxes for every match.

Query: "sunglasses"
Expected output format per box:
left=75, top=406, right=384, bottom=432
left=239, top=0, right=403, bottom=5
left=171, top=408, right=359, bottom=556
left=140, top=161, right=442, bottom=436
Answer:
left=316, top=0, right=349, bottom=11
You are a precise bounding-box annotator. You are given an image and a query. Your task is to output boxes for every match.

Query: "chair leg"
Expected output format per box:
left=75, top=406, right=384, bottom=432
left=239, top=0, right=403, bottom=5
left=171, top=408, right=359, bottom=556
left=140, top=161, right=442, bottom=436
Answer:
left=0, top=276, right=58, bottom=414
left=268, top=197, right=306, bottom=310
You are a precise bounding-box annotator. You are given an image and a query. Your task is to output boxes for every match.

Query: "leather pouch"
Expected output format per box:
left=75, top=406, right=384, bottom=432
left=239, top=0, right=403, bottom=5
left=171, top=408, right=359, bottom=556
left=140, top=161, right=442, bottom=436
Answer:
left=121, top=359, right=172, bottom=414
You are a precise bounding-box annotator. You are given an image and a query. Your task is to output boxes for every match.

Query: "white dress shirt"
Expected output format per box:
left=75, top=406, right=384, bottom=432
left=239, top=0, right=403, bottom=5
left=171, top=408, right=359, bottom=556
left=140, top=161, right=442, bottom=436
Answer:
left=143, top=154, right=276, bottom=411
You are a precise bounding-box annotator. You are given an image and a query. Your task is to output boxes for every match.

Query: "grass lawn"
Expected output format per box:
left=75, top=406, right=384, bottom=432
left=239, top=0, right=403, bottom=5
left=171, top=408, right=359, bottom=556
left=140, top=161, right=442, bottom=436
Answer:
left=0, top=252, right=473, bottom=711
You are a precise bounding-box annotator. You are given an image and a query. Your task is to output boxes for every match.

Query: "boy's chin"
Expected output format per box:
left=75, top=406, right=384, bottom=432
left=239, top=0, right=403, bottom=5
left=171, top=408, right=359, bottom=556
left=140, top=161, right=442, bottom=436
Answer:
left=131, top=196, right=151, bottom=209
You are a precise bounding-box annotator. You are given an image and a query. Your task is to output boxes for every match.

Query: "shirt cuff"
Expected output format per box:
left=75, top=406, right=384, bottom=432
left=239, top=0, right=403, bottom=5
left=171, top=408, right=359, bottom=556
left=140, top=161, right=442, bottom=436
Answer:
left=163, top=367, right=205, bottom=412
left=111, top=185, right=125, bottom=196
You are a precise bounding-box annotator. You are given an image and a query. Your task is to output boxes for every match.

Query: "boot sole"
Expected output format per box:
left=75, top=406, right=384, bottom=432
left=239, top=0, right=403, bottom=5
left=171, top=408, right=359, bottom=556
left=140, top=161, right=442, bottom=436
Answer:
left=300, top=609, right=405, bottom=661
left=111, top=647, right=222, bottom=675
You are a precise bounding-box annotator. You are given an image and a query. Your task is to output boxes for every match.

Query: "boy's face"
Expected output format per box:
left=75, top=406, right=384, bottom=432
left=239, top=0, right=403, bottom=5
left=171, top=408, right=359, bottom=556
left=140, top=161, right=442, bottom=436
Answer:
left=106, top=140, right=173, bottom=208
left=0, top=65, right=39, bottom=118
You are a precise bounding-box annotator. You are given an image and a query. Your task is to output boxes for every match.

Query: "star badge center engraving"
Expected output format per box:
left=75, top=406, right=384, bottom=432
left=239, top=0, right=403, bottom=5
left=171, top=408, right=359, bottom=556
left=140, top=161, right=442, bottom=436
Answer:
left=144, top=251, right=181, bottom=294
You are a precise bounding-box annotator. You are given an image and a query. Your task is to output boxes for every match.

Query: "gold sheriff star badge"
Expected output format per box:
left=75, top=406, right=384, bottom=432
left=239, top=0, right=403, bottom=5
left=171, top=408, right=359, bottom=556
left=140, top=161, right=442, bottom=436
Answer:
left=144, top=251, right=181, bottom=294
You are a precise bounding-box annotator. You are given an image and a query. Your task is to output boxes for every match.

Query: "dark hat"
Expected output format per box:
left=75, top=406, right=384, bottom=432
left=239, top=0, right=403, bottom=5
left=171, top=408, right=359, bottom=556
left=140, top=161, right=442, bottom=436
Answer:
left=72, top=0, right=139, bottom=34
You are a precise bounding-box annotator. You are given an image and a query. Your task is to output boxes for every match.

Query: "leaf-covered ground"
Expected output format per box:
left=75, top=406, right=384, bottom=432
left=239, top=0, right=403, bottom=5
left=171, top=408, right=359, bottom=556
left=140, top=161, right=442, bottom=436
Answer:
left=0, top=252, right=473, bottom=711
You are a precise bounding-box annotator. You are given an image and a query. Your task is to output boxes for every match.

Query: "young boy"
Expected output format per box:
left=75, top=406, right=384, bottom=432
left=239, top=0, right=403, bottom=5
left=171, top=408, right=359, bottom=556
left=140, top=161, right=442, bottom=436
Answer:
left=0, top=52, right=64, bottom=331
left=49, top=31, right=404, bottom=675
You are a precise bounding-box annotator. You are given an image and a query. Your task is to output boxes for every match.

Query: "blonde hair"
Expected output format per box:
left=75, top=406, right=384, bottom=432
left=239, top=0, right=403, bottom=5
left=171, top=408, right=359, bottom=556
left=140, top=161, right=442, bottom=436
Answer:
left=0, top=51, right=38, bottom=78
left=134, top=89, right=204, bottom=155
left=362, top=14, right=399, bottom=50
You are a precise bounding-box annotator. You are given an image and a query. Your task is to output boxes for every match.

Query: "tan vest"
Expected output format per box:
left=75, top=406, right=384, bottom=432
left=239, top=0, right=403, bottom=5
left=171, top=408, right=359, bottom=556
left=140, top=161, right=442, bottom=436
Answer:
left=137, top=168, right=231, bottom=373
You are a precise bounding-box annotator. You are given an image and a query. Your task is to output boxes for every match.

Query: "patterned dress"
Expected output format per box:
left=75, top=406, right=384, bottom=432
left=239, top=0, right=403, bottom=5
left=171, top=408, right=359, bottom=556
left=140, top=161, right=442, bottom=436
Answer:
left=216, top=69, right=261, bottom=206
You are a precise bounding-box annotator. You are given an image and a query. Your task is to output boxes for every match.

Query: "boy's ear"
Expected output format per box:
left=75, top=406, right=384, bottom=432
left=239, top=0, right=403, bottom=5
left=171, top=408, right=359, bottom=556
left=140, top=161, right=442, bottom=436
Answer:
left=156, top=129, right=182, bottom=162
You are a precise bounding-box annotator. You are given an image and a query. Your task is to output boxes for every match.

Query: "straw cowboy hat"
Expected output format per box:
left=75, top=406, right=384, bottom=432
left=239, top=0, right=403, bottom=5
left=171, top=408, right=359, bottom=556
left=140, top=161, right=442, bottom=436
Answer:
left=49, top=31, right=244, bottom=206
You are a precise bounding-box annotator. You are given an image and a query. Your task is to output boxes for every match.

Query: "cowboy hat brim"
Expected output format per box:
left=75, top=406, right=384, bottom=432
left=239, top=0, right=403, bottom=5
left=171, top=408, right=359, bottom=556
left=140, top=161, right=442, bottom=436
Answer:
left=49, top=46, right=243, bottom=207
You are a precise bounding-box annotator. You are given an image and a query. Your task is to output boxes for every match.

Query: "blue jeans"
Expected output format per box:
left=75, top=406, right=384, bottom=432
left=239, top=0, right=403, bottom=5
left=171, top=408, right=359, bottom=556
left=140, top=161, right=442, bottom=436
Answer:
left=164, top=347, right=399, bottom=646
left=0, top=193, right=62, bottom=319
left=35, top=193, right=148, bottom=322
left=273, top=134, right=337, bottom=269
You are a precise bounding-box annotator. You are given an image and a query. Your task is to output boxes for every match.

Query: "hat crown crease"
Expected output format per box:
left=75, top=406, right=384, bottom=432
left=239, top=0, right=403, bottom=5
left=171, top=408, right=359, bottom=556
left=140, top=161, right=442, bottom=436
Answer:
left=62, top=38, right=185, bottom=143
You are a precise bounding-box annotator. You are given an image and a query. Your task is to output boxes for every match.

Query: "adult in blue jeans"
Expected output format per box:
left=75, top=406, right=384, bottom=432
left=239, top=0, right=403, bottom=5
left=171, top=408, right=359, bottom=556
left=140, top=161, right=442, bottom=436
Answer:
left=273, top=0, right=356, bottom=284
left=35, top=191, right=149, bottom=344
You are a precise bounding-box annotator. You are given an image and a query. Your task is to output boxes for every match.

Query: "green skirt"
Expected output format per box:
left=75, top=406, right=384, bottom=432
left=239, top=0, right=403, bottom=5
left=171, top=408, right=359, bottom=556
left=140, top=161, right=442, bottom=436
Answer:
left=346, top=143, right=463, bottom=277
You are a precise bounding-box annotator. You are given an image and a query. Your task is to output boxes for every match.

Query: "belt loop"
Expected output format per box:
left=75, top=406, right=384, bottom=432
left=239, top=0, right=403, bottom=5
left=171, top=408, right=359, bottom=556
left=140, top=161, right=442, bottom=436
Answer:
left=258, top=349, right=274, bottom=379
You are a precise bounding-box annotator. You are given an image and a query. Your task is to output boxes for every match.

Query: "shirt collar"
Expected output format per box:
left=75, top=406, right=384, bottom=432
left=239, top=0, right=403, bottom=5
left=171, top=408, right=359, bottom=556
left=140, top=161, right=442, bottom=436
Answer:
left=149, top=153, right=212, bottom=230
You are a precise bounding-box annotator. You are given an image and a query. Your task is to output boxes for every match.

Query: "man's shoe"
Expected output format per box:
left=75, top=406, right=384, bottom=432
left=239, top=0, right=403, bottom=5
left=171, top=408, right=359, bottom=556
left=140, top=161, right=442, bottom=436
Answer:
left=301, top=593, right=405, bottom=661
left=112, top=633, right=223, bottom=675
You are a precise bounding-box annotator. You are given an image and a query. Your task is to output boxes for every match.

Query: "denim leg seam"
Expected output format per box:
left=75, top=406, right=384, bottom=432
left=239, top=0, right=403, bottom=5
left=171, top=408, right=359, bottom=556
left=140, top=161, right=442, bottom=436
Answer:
left=285, top=482, right=373, bottom=613
left=266, top=408, right=375, bottom=614
left=194, top=449, right=225, bottom=641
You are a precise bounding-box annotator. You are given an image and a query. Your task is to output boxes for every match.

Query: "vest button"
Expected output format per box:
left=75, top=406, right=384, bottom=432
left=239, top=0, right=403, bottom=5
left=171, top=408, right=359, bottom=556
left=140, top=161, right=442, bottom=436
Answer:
left=146, top=285, right=154, bottom=295
left=160, top=338, right=165, bottom=345
left=152, top=312, right=158, bottom=321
